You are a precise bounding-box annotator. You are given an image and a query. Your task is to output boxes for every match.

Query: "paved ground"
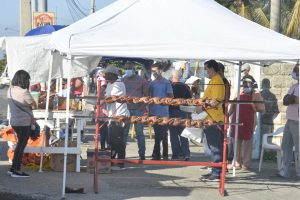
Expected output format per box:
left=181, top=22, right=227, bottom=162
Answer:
left=0, top=127, right=299, bottom=200
left=0, top=86, right=299, bottom=199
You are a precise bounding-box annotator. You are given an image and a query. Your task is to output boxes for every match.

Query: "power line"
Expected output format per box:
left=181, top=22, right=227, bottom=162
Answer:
left=66, top=0, right=86, bottom=21
left=66, top=0, right=76, bottom=21
left=70, top=0, right=87, bottom=17
left=74, top=0, right=89, bottom=11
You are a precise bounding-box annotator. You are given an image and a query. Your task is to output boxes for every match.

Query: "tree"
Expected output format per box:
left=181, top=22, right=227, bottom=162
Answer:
left=216, top=0, right=300, bottom=39
left=270, top=0, right=281, bottom=32
left=286, top=0, right=300, bottom=38
left=0, top=54, right=7, bottom=74
left=215, top=0, right=270, bottom=27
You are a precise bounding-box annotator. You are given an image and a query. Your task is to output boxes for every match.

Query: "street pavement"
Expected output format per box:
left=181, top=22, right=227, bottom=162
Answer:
left=1, top=127, right=300, bottom=200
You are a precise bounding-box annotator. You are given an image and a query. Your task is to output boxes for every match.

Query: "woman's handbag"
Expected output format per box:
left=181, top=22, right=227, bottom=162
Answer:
left=10, top=88, right=41, bottom=140
left=30, top=120, right=40, bottom=141
left=283, top=87, right=297, bottom=106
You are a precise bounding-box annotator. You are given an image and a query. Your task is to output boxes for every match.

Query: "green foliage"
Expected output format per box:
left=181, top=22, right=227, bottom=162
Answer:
left=251, top=7, right=270, bottom=28
left=0, top=54, right=7, bottom=74
left=216, top=0, right=300, bottom=39
left=286, top=0, right=300, bottom=39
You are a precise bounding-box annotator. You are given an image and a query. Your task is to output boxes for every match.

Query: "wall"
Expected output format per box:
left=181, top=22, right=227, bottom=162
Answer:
left=222, top=62, right=297, bottom=159
left=224, top=62, right=296, bottom=133
left=260, top=63, right=297, bottom=134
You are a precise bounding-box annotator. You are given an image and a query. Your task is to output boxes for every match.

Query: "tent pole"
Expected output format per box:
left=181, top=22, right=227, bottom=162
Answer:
left=94, top=78, right=101, bottom=193
left=61, top=56, right=72, bottom=199
left=219, top=83, right=229, bottom=195
left=232, top=61, right=242, bottom=177
left=39, top=51, right=53, bottom=172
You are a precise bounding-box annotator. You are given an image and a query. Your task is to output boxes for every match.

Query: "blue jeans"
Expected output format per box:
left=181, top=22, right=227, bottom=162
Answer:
left=169, top=109, right=190, bottom=159
left=203, top=125, right=224, bottom=177
left=123, top=109, right=146, bottom=157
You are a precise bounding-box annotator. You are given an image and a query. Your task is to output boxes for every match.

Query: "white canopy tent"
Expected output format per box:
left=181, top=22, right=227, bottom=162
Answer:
left=48, top=0, right=300, bottom=198
left=49, top=0, right=300, bottom=61
left=0, top=35, right=100, bottom=84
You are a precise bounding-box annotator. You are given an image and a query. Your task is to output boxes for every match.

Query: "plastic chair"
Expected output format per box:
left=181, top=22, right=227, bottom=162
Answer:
left=259, top=127, right=284, bottom=172
left=259, top=126, right=297, bottom=172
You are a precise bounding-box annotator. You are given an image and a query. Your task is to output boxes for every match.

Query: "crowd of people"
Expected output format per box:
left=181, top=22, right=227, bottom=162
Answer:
left=5, top=60, right=299, bottom=181
left=95, top=59, right=260, bottom=177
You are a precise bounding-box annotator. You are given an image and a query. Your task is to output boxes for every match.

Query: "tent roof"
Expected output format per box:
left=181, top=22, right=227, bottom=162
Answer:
left=50, top=0, right=300, bottom=61
left=0, top=35, right=100, bottom=84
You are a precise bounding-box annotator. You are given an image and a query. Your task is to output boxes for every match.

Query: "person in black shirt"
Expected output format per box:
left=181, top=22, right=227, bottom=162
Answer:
left=169, top=70, right=192, bottom=161
left=218, top=62, right=233, bottom=161
left=218, top=62, right=231, bottom=114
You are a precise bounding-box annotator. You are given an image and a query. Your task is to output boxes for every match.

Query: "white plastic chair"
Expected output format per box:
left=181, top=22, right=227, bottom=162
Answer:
left=259, top=127, right=284, bottom=172
left=259, top=126, right=297, bottom=172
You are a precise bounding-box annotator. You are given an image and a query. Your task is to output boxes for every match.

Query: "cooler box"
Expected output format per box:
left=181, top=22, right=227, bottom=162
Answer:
left=87, top=149, right=111, bottom=174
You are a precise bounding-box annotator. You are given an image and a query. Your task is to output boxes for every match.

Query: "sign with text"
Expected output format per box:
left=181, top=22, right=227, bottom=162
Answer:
left=32, top=12, right=56, bottom=28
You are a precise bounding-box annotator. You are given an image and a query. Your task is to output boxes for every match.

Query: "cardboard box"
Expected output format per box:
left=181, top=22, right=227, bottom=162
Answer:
left=50, top=154, right=76, bottom=172
left=39, top=96, right=82, bottom=111
left=87, top=149, right=111, bottom=174
left=50, top=140, right=77, bottom=172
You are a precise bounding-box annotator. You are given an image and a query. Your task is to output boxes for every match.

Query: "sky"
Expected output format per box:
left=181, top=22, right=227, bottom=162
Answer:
left=0, top=0, right=116, bottom=58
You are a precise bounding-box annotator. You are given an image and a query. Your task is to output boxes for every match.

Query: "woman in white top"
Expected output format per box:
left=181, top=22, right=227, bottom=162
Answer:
left=7, top=70, right=37, bottom=178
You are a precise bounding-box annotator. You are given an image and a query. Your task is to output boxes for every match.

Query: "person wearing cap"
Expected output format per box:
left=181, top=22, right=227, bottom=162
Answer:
left=95, top=68, right=109, bottom=150
left=228, top=77, right=265, bottom=170
left=104, top=65, right=130, bottom=170
left=241, top=64, right=258, bottom=89
left=122, top=61, right=148, bottom=160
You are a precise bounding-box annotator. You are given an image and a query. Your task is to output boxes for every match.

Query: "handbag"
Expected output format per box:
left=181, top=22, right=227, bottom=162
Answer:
left=29, top=120, right=40, bottom=141
left=283, top=86, right=297, bottom=106
left=10, top=88, right=40, bottom=140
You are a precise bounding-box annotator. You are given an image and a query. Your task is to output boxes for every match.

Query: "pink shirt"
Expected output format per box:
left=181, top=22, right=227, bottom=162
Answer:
left=286, top=83, right=299, bottom=121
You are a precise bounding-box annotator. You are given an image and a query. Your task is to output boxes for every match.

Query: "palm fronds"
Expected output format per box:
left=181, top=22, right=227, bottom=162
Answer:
left=286, top=0, right=300, bottom=38
left=251, top=7, right=270, bottom=27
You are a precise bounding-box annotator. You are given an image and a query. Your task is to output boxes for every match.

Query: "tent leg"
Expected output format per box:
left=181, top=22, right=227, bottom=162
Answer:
left=94, top=79, right=102, bottom=193
left=219, top=83, right=230, bottom=196
left=232, top=62, right=243, bottom=177
left=39, top=52, right=53, bottom=173
left=61, top=58, right=72, bottom=199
